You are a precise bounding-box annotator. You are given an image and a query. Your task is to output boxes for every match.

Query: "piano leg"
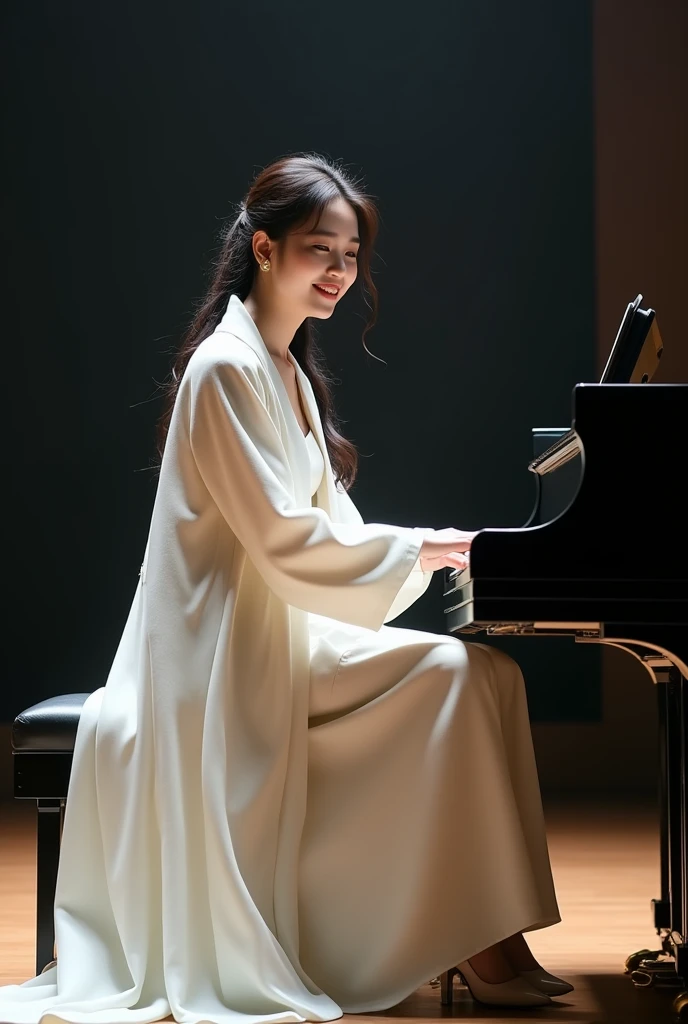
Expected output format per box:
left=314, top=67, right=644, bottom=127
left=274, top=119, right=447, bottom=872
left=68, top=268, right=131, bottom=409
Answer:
left=654, top=679, right=672, bottom=932
left=622, top=660, right=682, bottom=993
left=584, top=629, right=688, bottom=1009
left=603, top=628, right=688, bottom=1016
left=673, top=668, right=688, bottom=1018
left=669, top=668, right=686, bottom=937
left=626, top=666, right=674, bottom=982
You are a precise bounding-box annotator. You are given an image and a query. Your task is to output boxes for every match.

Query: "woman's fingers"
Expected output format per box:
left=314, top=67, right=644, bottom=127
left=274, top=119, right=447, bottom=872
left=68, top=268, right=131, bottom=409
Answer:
left=420, top=551, right=469, bottom=572
left=445, top=552, right=469, bottom=570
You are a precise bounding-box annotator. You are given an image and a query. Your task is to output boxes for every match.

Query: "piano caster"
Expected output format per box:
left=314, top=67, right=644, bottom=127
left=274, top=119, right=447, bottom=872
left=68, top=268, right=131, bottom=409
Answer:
left=628, top=956, right=682, bottom=989
left=625, top=947, right=664, bottom=972
left=673, top=991, right=688, bottom=1019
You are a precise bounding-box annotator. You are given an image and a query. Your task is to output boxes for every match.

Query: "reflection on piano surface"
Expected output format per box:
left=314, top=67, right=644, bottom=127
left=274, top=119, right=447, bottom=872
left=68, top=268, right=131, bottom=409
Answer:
left=442, top=299, right=688, bottom=1014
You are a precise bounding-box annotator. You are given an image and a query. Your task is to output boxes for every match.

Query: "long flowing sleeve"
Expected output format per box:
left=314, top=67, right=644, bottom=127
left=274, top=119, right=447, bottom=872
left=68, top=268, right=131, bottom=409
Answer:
left=187, top=349, right=430, bottom=631
left=333, top=475, right=435, bottom=623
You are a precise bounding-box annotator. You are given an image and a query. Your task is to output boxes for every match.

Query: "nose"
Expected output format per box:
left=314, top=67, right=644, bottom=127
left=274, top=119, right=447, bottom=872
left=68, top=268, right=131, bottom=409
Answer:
left=327, top=253, right=347, bottom=274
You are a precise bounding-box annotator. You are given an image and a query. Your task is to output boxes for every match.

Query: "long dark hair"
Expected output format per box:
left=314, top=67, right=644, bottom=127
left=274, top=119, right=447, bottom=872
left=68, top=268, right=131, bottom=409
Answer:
left=153, top=152, right=382, bottom=491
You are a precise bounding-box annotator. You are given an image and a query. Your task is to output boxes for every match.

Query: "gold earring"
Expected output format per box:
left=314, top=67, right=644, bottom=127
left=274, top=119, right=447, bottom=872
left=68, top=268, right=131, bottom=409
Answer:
left=260, top=258, right=271, bottom=272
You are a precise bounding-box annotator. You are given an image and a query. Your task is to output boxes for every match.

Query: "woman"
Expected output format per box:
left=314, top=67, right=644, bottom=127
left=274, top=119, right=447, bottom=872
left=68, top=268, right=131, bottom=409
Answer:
left=0, top=152, right=570, bottom=1023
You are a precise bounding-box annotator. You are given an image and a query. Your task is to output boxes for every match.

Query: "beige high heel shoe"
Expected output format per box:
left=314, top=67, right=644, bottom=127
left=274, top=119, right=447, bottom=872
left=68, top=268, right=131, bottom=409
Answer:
left=519, top=966, right=574, bottom=995
left=440, top=961, right=552, bottom=1007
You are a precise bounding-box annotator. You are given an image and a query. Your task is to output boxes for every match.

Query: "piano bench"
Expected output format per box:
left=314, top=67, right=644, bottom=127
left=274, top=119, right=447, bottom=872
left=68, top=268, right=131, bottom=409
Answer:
left=12, top=692, right=91, bottom=978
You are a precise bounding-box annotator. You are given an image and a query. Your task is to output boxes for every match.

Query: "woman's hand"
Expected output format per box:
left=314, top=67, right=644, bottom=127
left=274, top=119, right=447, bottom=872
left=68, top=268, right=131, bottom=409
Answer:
left=418, top=527, right=479, bottom=573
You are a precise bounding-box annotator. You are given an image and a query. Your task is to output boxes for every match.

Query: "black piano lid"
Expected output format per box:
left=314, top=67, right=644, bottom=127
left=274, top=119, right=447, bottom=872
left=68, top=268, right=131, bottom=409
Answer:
left=528, top=294, right=663, bottom=475
left=468, top=381, right=688, bottom=583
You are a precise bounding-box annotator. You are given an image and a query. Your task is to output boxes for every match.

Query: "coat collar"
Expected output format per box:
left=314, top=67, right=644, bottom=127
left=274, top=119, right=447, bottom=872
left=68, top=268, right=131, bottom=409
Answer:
left=214, top=293, right=337, bottom=513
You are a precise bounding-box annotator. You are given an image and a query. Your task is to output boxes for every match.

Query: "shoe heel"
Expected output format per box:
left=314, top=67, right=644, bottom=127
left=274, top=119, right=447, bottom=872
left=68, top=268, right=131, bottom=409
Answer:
left=440, top=967, right=460, bottom=1006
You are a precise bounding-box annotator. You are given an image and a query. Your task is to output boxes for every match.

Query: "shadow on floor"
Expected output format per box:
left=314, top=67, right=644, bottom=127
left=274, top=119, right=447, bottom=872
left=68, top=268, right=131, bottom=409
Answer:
left=348, top=973, right=680, bottom=1022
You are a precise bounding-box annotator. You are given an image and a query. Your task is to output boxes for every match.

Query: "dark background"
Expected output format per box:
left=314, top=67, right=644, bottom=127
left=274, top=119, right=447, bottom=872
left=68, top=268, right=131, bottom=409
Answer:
left=3, top=1, right=596, bottom=723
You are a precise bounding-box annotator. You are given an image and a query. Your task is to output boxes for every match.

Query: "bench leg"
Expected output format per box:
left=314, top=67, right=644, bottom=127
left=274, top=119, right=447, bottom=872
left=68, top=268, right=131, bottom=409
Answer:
left=36, top=799, right=62, bottom=976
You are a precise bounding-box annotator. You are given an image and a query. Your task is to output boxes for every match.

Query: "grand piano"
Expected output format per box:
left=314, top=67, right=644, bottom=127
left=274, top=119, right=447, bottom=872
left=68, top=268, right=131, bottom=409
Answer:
left=442, top=295, right=688, bottom=1015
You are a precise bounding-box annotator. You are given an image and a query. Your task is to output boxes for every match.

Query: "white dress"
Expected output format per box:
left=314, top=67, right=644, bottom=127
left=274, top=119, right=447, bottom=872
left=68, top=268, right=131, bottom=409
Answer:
left=0, top=297, right=561, bottom=1024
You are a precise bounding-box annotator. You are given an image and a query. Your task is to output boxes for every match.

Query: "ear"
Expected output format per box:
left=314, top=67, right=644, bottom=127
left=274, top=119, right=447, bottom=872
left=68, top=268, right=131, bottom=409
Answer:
left=252, top=229, right=271, bottom=264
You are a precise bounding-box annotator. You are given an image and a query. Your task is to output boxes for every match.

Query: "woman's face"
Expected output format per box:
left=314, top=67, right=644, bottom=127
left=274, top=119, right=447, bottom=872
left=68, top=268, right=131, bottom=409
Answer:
left=268, top=196, right=360, bottom=319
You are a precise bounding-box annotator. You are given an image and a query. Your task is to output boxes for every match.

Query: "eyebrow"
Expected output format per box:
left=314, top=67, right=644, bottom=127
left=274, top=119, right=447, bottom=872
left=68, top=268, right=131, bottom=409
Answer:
left=308, top=229, right=361, bottom=244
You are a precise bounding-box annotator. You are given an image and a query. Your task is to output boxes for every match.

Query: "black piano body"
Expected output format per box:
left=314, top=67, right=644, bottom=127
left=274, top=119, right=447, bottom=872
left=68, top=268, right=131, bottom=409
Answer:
left=444, top=382, right=688, bottom=1002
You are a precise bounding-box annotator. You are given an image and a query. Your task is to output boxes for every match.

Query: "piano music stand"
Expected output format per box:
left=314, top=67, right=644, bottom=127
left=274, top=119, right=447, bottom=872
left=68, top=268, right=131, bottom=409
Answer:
left=600, top=292, right=663, bottom=385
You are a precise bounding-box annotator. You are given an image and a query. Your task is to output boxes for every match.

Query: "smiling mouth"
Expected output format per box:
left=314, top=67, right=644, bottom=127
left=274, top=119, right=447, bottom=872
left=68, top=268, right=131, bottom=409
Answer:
left=312, top=284, right=340, bottom=299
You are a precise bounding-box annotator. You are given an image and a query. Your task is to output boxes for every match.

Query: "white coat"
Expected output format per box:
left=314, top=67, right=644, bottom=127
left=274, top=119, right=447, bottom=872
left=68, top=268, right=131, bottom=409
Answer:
left=0, top=295, right=560, bottom=1024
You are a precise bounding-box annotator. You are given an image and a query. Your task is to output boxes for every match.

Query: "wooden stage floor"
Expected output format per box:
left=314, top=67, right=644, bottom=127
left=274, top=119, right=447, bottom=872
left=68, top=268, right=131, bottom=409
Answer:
left=0, top=796, right=679, bottom=1022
